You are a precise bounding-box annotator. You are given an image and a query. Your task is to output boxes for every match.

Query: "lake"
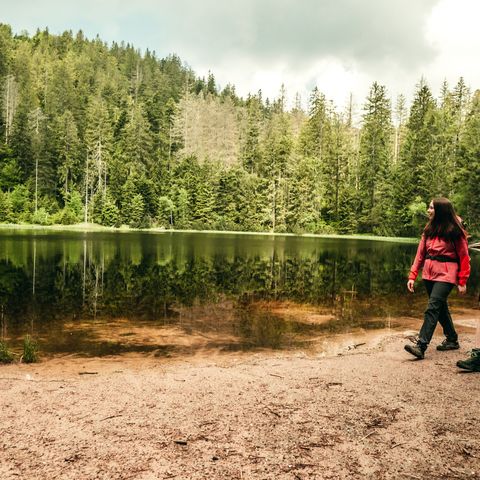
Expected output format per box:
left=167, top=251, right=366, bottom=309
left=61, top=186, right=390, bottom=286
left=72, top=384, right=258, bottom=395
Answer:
left=0, top=229, right=478, bottom=358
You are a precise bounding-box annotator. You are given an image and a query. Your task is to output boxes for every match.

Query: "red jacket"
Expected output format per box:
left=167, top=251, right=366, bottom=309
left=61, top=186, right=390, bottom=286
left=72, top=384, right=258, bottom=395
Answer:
left=409, top=234, right=470, bottom=286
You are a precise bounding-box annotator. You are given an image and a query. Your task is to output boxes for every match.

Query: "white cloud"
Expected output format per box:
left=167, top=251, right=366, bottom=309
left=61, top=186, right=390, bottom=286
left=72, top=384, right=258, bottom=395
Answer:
left=1, top=0, right=479, bottom=111
left=423, top=0, right=480, bottom=92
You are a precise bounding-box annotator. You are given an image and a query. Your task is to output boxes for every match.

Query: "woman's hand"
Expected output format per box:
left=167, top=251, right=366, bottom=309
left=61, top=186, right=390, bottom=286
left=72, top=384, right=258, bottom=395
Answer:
left=458, top=285, right=467, bottom=295
left=407, top=280, right=415, bottom=293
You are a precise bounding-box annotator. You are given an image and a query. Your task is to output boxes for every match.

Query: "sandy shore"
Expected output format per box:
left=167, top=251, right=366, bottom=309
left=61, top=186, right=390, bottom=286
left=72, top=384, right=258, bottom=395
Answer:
left=1, top=328, right=480, bottom=480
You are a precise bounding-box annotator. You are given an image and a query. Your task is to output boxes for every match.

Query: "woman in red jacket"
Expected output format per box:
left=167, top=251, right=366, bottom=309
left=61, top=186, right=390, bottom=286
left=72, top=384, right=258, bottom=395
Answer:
left=405, top=197, right=470, bottom=359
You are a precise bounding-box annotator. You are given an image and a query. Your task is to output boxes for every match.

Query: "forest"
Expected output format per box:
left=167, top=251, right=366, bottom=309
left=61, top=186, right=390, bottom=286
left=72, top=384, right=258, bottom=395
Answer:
left=1, top=24, right=479, bottom=237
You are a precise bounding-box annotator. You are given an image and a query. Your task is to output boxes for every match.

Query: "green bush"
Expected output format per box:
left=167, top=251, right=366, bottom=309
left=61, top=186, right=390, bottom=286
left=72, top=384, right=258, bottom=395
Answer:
left=52, top=207, right=79, bottom=225
left=10, top=184, right=31, bottom=214
left=31, top=207, right=52, bottom=225
left=0, top=191, right=13, bottom=223
left=157, top=196, right=174, bottom=227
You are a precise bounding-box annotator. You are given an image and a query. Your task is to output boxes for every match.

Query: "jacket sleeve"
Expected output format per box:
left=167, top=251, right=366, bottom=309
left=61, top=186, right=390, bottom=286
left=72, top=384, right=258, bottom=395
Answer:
left=454, top=235, right=470, bottom=286
left=408, top=235, right=426, bottom=281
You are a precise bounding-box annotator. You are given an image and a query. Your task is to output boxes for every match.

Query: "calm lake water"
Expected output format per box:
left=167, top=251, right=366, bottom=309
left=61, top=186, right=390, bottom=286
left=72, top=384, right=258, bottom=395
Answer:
left=0, top=229, right=479, bottom=358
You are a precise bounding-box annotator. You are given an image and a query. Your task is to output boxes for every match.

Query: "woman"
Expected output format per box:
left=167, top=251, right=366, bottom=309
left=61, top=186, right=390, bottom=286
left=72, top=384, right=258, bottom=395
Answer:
left=405, top=197, right=470, bottom=359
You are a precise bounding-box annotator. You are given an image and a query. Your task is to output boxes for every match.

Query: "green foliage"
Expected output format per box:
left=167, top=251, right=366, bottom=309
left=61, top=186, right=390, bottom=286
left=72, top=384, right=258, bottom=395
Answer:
left=0, top=191, right=13, bottom=222
left=52, top=206, right=80, bottom=225
left=407, top=196, right=428, bottom=235
left=129, top=193, right=146, bottom=228
left=101, top=193, right=120, bottom=227
left=174, top=188, right=190, bottom=228
left=0, top=153, right=22, bottom=190
left=0, top=24, right=478, bottom=237
left=157, top=196, right=174, bottom=227
left=67, top=190, right=84, bottom=219
left=10, top=184, right=31, bottom=215
left=358, top=82, right=394, bottom=233
left=22, top=335, right=38, bottom=363
left=0, top=339, right=14, bottom=363
left=455, top=90, right=480, bottom=232
left=31, top=207, right=52, bottom=225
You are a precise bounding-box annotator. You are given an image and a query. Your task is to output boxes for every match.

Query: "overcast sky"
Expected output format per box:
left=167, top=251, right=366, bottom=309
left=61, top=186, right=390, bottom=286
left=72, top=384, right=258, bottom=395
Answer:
left=1, top=0, right=479, bottom=111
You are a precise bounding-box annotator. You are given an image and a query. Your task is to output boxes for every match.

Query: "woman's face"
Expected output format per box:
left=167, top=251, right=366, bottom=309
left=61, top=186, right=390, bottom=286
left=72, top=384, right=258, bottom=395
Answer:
left=427, top=201, right=435, bottom=219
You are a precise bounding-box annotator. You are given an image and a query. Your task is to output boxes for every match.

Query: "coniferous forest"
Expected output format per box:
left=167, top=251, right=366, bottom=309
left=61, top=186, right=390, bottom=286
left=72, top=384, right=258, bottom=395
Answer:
left=1, top=24, right=479, bottom=236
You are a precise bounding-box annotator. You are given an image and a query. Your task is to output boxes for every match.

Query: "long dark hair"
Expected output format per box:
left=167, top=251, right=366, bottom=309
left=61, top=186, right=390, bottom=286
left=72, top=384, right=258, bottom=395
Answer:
left=423, top=197, right=466, bottom=239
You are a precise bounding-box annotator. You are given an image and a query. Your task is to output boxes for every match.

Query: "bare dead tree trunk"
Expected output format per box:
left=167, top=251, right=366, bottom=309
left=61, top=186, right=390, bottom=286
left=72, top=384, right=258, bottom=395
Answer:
left=3, top=75, right=18, bottom=144
left=85, top=154, right=89, bottom=223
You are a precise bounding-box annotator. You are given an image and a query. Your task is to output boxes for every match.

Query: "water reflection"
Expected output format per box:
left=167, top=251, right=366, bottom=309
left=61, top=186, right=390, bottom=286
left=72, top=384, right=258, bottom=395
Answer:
left=0, top=230, right=478, bottom=357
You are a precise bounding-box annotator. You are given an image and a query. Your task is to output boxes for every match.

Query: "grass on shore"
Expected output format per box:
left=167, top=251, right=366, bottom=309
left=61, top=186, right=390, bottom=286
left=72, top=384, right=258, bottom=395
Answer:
left=21, top=335, right=38, bottom=364
left=0, top=336, right=40, bottom=364
left=0, top=223, right=418, bottom=244
left=0, top=339, right=14, bottom=364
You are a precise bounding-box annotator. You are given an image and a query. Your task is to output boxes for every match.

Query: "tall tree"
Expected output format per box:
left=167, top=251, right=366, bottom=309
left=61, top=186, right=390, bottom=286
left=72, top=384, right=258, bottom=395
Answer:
left=261, top=112, right=292, bottom=232
left=52, top=110, right=80, bottom=197
left=455, top=89, right=480, bottom=231
left=85, top=97, right=114, bottom=204
left=391, top=81, right=436, bottom=235
left=357, top=82, right=393, bottom=232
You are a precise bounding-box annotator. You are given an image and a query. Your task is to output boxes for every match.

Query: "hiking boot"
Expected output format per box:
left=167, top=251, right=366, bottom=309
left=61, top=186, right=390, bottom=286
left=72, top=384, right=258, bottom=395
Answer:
left=436, top=339, right=460, bottom=351
left=457, top=349, right=480, bottom=372
left=404, top=344, right=425, bottom=359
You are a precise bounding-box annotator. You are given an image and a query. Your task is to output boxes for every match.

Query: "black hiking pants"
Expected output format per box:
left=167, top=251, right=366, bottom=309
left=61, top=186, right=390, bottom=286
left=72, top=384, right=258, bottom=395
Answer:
left=418, top=280, right=457, bottom=349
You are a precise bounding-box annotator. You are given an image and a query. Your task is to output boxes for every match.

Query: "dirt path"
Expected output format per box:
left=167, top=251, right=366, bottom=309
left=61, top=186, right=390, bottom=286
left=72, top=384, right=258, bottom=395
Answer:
left=1, top=331, right=480, bottom=480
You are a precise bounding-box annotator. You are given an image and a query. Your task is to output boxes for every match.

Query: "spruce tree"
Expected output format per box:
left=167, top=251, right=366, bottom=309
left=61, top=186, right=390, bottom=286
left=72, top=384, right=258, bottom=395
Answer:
left=455, top=90, right=480, bottom=231
left=358, top=82, right=393, bottom=233
left=392, top=81, right=436, bottom=235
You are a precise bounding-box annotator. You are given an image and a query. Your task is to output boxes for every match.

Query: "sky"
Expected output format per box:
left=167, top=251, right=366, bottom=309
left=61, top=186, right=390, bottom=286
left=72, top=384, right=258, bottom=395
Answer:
left=1, top=0, right=479, bottom=112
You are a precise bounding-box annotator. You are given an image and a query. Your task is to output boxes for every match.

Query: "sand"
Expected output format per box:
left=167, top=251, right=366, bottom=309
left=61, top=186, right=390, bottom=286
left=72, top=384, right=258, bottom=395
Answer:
left=1, top=326, right=480, bottom=480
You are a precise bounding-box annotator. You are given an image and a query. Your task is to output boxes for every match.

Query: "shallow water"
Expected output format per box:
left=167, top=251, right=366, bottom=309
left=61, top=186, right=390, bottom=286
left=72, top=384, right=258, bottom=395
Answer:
left=0, top=229, right=478, bottom=357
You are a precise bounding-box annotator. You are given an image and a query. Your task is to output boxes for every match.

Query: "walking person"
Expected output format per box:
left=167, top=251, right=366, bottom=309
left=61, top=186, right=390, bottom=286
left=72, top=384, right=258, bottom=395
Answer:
left=405, top=197, right=470, bottom=359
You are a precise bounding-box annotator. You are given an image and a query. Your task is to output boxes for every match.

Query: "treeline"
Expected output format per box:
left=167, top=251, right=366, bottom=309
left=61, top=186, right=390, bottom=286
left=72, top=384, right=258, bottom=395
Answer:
left=1, top=24, right=479, bottom=236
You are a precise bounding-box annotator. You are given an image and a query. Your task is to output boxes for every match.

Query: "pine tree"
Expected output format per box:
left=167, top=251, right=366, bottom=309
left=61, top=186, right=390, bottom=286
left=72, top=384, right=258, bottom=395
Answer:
left=0, top=189, right=13, bottom=221
left=215, top=167, right=241, bottom=229
left=85, top=96, right=114, bottom=186
left=261, top=112, right=292, bottom=232
left=174, top=187, right=190, bottom=228
left=392, top=81, right=436, bottom=235
left=358, top=82, right=393, bottom=232
left=53, top=110, right=80, bottom=197
left=157, top=196, right=174, bottom=227
left=455, top=90, right=480, bottom=231
left=120, top=100, right=154, bottom=173
left=129, top=193, right=145, bottom=228
left=421, top=81, right=456, bottom=198
left=241, top=95, right=262, bottom=173
left=192, top=162, right=217, bottom=227
left=0, top=143, right=21, bottom=190
left=101, top=191, right=119, bottom=227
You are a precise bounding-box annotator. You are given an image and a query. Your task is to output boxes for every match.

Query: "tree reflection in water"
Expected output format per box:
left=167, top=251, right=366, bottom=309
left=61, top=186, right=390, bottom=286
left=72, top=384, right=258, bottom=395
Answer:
left=0, top=230, right=478, bottom=357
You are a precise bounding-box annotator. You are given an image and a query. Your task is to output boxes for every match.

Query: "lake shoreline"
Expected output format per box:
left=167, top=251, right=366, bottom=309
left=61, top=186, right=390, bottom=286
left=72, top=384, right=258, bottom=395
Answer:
left=1, top=328, right=479, bottom=479
left=0, top=222, right=418, bottom=243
